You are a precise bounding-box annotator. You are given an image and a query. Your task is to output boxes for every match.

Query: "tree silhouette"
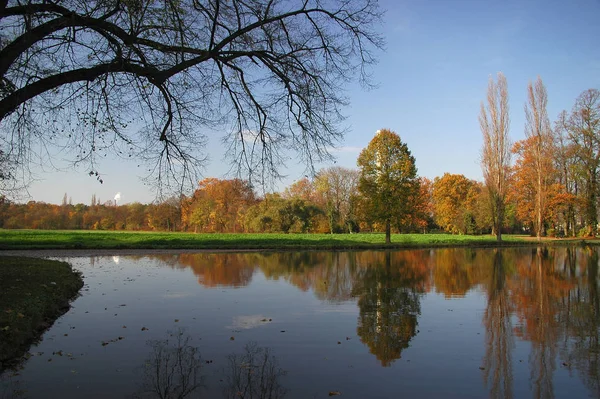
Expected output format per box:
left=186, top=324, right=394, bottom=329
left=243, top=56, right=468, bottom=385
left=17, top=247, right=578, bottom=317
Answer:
left=0, top=0, right=383, bottom=190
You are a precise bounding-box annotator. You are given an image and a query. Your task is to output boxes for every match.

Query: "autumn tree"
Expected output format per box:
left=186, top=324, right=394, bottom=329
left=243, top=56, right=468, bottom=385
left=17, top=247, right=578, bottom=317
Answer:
left=313, top=166, right=359, bottom=233
left=147, top=198, right=181, bottom=231
left=357, top=129, right=419, bottom=244
left=552, top=112, right=580, bottom=236
left=282, top=178, right=315, bottom=202
left=187, top=178, right=256, bottom=233
left=560, top=89, right=600, bottom=236
left=480, top=72, right=511, bottom=241
left=432, top=173, right=478, bottom=234
left=0, top=0, right=383, bottom=191
left=523, top=77, right=554, bottom=240
left=409, top=176, right=435, bottom=233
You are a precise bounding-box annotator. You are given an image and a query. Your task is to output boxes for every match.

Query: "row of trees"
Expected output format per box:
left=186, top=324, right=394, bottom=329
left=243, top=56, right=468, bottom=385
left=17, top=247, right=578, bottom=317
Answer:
left=481, top=74, right=600, bottom=240
left=1, top=81, right=598, bottom=237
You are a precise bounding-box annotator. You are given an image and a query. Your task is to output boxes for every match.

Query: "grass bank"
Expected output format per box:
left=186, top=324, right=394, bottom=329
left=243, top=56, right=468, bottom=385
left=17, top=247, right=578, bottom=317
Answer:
left=0, top=229, right=539, bottom=250
left=0, top=257, right=84, bottom=372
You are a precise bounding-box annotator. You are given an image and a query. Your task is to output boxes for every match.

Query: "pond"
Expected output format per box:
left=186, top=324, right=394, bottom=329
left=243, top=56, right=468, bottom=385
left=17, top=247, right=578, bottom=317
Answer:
left=1, top=247, right=599, bottom=398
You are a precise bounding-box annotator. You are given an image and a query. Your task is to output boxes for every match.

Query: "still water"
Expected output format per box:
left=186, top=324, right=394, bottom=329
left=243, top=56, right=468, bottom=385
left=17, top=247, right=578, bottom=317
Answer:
left=1, top=247, right=599, bottom=398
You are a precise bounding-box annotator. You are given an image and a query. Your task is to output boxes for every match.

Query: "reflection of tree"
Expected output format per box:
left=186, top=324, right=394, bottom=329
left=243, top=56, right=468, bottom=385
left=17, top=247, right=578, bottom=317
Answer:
left=135, top=331, right=286, bottom=399
left=223, top=342, right=287, bottom=399
left=135, top=330, right=204, bottom=399
left=562, top=248, right=600, bottom=396
left=482, top=250, right=514, bottom=399
left=432, top=248, right=485, bottom=298
left=160, top=253, right=259, bottom=288
left=512, top=248, right=574, bottom=399
left=353, top=251, right=427, bottom=367
left=260, top=252, right=360, bottom=302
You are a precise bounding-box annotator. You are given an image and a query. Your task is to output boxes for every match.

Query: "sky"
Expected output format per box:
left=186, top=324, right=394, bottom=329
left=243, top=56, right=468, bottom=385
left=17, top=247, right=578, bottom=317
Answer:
left=21, top=0, right=600, bottom=205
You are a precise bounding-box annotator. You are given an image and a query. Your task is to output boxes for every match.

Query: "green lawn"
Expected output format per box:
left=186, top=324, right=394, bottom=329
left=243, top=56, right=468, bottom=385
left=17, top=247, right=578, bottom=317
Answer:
left=0, top=229, right=534, bottom=250
left=0, top=257, right=83, bottom=371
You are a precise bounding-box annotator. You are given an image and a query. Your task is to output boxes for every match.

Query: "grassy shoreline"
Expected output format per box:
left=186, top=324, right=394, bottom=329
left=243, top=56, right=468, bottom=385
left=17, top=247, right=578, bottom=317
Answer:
left=0, top=257, right=84, bottom=372
left=0, top=229, right=597, bottom=251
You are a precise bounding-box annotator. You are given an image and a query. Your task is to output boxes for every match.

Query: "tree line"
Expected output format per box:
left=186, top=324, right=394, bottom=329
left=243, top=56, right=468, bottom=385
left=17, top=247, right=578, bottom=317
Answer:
left=1, top=80, right=598, bottom=237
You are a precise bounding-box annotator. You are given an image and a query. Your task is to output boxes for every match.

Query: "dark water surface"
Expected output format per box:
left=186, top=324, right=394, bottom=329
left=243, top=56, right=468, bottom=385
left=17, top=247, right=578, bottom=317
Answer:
left=1, top=247, right=599, bottom=398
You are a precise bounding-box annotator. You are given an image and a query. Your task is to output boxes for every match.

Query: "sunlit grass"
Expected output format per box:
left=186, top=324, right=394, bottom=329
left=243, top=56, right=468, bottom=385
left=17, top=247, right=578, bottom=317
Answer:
left=0, top=229, right=534, bottom=250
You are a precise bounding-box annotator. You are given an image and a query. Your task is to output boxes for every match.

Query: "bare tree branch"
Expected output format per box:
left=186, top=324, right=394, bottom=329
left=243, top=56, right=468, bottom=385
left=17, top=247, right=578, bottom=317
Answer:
left=0, top=0, right=384, bottom=194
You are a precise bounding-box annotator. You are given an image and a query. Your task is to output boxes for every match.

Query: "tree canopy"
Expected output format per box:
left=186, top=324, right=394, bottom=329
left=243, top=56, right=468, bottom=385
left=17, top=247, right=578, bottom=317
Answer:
left=0, top=0, right=383, bottom=192
left=357, top=129, right=418, bottom=243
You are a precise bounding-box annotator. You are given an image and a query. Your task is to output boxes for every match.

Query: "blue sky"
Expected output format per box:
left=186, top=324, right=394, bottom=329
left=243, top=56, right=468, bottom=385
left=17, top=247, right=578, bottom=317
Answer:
left=24, top=0, right=600, bottom=205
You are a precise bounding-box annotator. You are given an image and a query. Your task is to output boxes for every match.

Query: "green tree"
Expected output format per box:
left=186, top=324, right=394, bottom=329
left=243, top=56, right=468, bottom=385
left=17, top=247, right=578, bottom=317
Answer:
left=357, top=129, right=418, bottom=244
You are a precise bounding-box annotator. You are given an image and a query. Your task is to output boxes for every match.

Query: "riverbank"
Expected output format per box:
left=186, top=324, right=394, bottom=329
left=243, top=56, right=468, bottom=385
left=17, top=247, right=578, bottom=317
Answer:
left=0, top=257, right=84, bottom=372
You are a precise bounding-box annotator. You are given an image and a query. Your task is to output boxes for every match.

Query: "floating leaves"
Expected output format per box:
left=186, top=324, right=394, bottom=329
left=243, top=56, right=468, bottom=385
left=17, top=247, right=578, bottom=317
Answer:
left=101, top=336, right=125, bottom=347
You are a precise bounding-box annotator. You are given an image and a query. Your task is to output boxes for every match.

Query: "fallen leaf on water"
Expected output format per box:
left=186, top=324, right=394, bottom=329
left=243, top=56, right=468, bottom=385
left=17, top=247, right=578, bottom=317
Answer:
left=174, top=319, right=179, bottom=322
left=479, top=366, right=485, bottom=370
left=329, top=391, right=341, bottom=396
left=141, top=327, right=148, bottom=331
left=230, top=336, right=235, bottom=341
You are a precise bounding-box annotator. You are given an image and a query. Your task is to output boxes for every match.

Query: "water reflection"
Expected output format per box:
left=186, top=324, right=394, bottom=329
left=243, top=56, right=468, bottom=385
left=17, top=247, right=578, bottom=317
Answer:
left=134, top=330, right=286, bottom=399
left=482, top=250, right=514, bottom=399
left=353, top=252, right=425, bottom=366
left=154, top=247, right=599, bottom=397
left=223, top=342, right=286, bottom=399
left=135, top=330, right=204, bottom=399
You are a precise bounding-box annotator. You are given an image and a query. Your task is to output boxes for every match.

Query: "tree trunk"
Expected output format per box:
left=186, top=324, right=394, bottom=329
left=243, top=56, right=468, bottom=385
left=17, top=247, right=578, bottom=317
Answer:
left=385, top=219, right=391, bottom=244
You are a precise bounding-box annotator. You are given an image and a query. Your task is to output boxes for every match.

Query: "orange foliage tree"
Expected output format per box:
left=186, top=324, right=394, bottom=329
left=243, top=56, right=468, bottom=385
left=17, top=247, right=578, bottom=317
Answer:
left=432, top=173, right=478, bottom=234
left=186, top=178, right=256, bottom=233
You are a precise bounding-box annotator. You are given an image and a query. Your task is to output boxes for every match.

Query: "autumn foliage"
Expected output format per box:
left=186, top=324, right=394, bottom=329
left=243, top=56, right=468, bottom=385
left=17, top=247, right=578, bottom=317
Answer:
left=2, top=86, right=600, bottom=236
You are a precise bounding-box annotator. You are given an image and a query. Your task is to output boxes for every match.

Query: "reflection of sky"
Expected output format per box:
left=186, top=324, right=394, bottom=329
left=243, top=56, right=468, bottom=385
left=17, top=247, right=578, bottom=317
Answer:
left=112, top=256, right=120, bottom=264
left=162, top=292, right=196, bottom=299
